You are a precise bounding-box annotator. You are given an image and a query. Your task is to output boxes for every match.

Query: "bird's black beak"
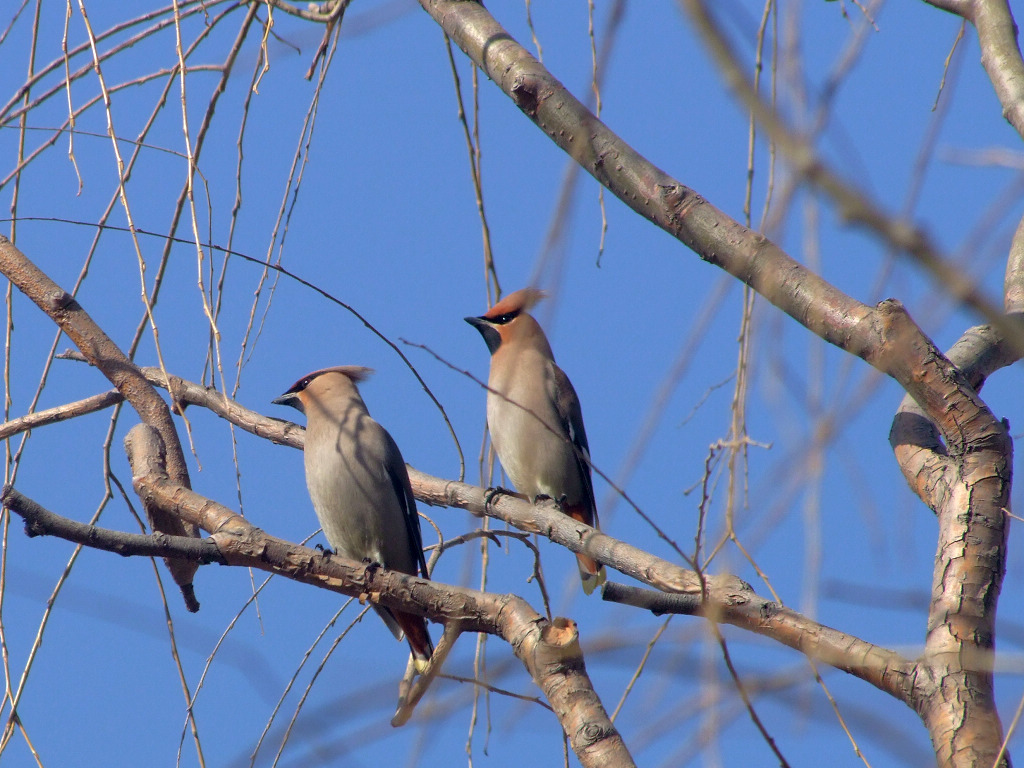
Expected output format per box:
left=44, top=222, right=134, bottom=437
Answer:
left=464, top=316, right=501, bottom=355
left=272, top=392, right=301, bottom=411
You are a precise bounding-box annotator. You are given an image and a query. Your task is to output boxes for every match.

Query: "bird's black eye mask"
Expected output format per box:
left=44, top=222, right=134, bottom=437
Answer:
left=488, top=310, right=519, bottom=325
left=286, top=375, right=316, bottom=394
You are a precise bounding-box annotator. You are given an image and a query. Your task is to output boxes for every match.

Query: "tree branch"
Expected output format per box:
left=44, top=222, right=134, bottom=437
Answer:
left=971, top=0, right=1024, bottom=140
left=602, top=582, right=918, bottom=704
left=120, top=423, right=634, bottom=767
left=888, top=322, right=1013, bottom=765
left=0, top=235, right=200, bottom=610
left=923, top=0, right=975, bottom=15
left=1, top=484, right=224, bottom=564
left=411, top=0, right=1009, bottom=449
left=0, top=389, right=123, bottom=440
left=51, top=362, right=924, bottom=713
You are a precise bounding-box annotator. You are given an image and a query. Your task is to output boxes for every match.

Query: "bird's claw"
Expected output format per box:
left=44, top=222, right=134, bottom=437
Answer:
left=483, top=486, right=516, bottom=507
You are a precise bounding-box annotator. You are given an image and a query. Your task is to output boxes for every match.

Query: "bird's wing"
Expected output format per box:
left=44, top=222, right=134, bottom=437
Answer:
left=383, top=432, right=430, bottom=580
left=548, top=362, right=599, bottom=528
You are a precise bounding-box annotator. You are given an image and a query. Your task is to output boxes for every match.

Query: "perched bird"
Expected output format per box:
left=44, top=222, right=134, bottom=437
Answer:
left=465, top=288, right=607, bottom=595
left=273, top=366, right=433, bottom=671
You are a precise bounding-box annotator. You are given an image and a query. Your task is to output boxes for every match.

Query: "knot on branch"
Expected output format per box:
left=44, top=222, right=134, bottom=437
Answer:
left=164, top=374, right=189, bottom=415
left=576, top=720, right=617, bottom=750
left=759, top=601, right=781, bottom=621
left=23, top=517, right=45, bottom=538
left=43, top=288, right=73, bottom=311
left=511, top=75, right=542, bottom=117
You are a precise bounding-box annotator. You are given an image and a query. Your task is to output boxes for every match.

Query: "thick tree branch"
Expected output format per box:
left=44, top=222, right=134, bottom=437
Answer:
left=412, top=1, right=1008, bottom=452
left=417, top=1, right=1024, bottom=363
left=121, top=423, right=634, bottom=767
left=0, top=235, right=200, bottom=610
left=971, top=0, right=1024, bottom=140
left=889, top=322, right=1013, bottom=766
left=890, top=321, right=1020, bottom=512
left=924, top=0, right=974, bottom=14
left=680, top=0, right=1023, bottom=350
left=1, top=484, right=224, bottom=564
left=603, top=582, right=919, bottom=704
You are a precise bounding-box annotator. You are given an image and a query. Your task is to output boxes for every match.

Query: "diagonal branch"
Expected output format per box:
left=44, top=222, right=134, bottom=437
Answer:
left=411, top=1, right=1009, bottom=458
left=923, top=0, right=1024, bottom=141
left=603, top=582, right=917, bottom=704
left=0, top=234, right=201, bottom=610
left=0, top=389, right=123, bottom=439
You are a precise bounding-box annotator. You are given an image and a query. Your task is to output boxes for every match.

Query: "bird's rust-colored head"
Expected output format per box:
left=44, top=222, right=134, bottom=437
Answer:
left=272, top=366, right=373, bottom=413
left=464, top=288, right=547, bottom=355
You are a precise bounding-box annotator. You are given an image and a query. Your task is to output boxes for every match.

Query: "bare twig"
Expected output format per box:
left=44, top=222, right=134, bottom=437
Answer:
left=392, top=620, right=463, bottom=726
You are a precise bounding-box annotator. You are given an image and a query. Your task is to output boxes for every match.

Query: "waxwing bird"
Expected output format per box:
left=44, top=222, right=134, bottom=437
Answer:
left=273, top=366, right=433, bottom=671
left=465, top=288, right=607, bottom=595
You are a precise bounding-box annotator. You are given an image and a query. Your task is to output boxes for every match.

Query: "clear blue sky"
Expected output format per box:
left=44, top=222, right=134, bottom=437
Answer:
left=1, top=1, right=1022, bottom=766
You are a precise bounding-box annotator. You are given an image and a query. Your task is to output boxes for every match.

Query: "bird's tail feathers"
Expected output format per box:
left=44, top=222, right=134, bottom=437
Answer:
left=374, top=604, right=405, bottom=641
left=394, top=610, right=434, bottom=673
left=577, top=554, right=607, bottom=596
left=374, top=603, right=433, bottom=672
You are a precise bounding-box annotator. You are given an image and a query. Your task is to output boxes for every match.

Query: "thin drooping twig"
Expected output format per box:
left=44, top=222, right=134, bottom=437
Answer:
left=443, top=33, right=500, bottom=317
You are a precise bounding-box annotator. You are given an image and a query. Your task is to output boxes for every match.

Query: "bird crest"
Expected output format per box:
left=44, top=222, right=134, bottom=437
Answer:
left=281, top=365, right=374, bottom=395
left=481, top=287, right=546, bottom=320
